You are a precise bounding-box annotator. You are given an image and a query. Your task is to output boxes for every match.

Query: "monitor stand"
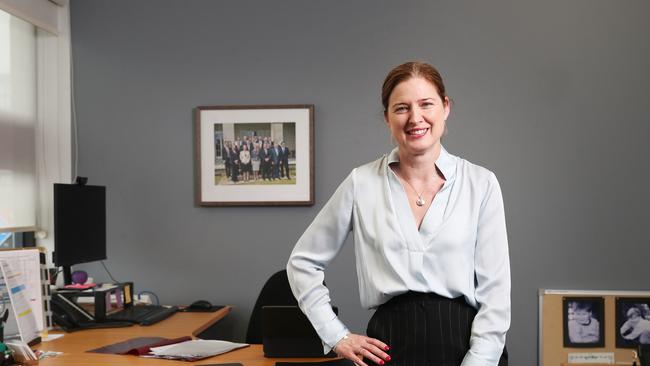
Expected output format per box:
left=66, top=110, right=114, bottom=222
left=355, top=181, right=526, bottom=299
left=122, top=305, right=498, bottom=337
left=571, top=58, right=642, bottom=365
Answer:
left=62, top=265, right=72, bottom=285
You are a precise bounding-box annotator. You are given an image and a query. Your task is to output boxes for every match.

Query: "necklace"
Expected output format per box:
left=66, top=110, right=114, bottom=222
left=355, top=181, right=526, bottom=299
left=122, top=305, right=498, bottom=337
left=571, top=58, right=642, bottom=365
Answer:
left=394, top=167, right=427, bottom=207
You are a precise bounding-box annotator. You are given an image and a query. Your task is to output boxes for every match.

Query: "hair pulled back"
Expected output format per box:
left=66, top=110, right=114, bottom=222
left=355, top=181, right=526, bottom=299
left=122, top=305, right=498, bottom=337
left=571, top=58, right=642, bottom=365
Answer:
left=381, top=61, right=448, bottom=113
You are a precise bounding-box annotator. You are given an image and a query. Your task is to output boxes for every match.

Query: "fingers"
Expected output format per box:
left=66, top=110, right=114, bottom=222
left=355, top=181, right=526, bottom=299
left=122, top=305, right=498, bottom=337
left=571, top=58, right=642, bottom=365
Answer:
left=364, top=343, right=391, bottom=364
left=334, top=334, right=391, bottom=366
left=336, top=346, right=367, bottom=366
left=367, top=337, right=390, bottom=352
left=359, top=346, right=386, bottom=365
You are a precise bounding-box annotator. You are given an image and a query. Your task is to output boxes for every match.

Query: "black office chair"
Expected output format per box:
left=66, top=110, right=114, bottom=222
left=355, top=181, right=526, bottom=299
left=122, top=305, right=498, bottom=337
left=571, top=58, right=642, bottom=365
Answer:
left=639, top=345, right=650, bottom=366
left=245, top=269, right=299, bottom=344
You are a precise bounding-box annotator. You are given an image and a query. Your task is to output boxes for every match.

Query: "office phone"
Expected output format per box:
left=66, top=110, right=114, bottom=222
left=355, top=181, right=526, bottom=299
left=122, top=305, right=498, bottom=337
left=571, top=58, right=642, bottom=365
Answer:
left=50, top=293, right=132, bottom=332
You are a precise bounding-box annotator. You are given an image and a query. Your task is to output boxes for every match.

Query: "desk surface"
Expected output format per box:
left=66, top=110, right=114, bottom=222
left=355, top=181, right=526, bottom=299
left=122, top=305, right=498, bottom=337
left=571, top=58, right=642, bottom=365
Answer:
left=35, top=306, right=338, bottom=365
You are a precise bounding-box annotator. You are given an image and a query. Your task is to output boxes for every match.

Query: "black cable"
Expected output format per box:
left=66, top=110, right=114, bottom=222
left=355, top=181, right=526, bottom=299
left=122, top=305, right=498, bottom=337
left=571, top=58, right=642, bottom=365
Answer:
left=50, top=268, right=63, bottom=285
left=100, top=261, right=118, bottom=283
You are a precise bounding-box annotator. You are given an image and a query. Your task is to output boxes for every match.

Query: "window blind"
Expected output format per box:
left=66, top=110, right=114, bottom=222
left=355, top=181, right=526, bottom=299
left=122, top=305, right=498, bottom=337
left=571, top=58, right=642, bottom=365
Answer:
left=0, top=0, right=61, bottom=35
left=0, top=9, right=37, bottom=232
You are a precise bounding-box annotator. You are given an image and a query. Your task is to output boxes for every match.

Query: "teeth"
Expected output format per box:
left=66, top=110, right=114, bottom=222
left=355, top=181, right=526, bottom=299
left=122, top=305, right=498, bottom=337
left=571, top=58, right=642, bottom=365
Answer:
left=408, top=128, right=427, bottom=135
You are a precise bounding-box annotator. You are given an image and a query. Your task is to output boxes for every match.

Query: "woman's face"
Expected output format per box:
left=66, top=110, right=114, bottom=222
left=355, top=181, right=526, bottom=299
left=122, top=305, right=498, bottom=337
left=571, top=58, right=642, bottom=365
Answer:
left=385, top=77, right=450, bottom=156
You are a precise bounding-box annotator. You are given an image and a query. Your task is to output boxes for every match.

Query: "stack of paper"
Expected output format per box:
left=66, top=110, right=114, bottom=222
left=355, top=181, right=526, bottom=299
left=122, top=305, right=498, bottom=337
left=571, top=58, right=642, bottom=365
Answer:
left=146, top=340, right=248, bottom=361
left=6, top=340, right=38, bottom=363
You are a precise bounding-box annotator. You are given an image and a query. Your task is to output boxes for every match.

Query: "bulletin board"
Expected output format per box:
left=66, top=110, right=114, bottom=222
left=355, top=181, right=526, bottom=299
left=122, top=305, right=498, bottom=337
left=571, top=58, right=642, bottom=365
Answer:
left=539, top=289, right=650, bottom=366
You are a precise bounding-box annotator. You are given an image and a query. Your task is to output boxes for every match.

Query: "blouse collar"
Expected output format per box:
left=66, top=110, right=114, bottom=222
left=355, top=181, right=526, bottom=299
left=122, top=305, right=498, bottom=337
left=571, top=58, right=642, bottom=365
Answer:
left=387, top=145, right=456, bottom=180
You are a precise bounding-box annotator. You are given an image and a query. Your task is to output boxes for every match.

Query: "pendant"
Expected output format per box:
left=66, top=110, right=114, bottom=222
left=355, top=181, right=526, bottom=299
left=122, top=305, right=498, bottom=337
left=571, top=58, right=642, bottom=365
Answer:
left=416, top=197, right=426, bottom=206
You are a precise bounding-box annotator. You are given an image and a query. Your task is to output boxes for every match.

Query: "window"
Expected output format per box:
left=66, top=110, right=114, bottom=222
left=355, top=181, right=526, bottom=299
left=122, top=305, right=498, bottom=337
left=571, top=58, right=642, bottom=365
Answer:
left=0, top=0, right=72, bottom=258
left=0, top=9, right=37, bottom=233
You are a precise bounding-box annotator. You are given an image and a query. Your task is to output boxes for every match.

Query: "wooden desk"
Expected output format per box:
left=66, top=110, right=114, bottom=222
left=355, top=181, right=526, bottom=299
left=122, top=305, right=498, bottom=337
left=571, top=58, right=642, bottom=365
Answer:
left=34, top=306, right=337, bottom=365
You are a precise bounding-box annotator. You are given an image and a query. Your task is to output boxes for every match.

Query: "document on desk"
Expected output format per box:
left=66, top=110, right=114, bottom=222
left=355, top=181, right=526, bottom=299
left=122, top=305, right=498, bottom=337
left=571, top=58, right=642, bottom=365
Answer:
left=146, top=339, right=249, bottom=361
left=0, top=249, right=44, bottom=336
left=0, top=258, right=40, bottom=344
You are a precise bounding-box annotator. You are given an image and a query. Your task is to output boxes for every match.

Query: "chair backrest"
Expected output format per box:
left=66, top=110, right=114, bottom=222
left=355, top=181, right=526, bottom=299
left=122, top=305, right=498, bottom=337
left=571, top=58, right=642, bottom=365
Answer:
left=246, top=269, right=298, bottom=344
left=639, top=344, right=650, bottom=366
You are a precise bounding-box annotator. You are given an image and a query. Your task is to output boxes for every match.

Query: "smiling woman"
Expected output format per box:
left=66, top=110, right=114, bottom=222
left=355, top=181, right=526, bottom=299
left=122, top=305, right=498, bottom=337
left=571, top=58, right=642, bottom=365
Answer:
left=382, top=63, right=450, bottom=158
left=287, top=61, right=510, bottom=366
left=381, top=64, right=451, bottom=226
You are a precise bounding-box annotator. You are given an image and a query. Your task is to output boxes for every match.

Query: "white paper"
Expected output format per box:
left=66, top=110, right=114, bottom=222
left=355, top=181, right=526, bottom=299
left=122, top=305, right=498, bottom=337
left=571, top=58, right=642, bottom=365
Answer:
left=0, top=249, right=43, bottom=332
left=0, top=258, right=40, bottom=344
left=5, top=340, right=38, bottom=362
left=568, top=352, right=615, bottom=364
left=150, top=340, right=248, bottom=358
left=42, top=333, right=65, bottom=342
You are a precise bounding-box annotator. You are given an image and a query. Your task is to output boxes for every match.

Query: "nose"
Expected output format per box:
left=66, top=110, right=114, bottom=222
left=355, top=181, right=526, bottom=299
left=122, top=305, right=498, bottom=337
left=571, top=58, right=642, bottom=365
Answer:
left=409, top=105, right=423, bottom=123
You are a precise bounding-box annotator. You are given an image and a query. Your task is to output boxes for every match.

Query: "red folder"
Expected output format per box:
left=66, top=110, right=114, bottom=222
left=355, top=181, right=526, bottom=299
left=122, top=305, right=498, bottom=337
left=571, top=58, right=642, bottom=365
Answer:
left=88, top=336, right=192, bottom=355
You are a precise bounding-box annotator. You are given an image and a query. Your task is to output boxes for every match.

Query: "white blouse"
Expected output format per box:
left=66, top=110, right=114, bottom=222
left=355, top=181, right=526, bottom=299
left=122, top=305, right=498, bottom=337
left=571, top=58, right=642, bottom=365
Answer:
left=286, top=146, right=510, bottom=366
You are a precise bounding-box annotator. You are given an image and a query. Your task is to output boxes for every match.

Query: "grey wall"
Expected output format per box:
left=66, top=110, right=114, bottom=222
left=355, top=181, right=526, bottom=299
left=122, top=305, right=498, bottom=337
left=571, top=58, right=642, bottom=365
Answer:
left=70, top=0, right=650, bottom=364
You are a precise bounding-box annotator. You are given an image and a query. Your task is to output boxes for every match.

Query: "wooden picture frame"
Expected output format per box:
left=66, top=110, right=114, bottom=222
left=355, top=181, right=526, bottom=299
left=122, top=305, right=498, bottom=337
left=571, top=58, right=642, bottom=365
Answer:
left=563, top=296, right=605, bottom=348
left=194, top=105, right=314, bottom=206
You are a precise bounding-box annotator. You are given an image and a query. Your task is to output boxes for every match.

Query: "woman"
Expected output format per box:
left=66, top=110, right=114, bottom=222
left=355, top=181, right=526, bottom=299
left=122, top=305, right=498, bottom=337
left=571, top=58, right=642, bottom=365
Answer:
left=251, top=143, right=261, bottom=181
left=240, top=143, right=251, bottom=182
left=287, top=62, right=510, bottom=366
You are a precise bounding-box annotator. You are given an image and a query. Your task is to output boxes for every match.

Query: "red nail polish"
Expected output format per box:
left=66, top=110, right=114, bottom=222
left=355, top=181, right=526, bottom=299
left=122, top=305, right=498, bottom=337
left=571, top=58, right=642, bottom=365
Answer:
left=386, top=355, right=392, bottom=361
left=379, top=361, right=385, bottom=365
left=385, top=346, right=390, bottom=351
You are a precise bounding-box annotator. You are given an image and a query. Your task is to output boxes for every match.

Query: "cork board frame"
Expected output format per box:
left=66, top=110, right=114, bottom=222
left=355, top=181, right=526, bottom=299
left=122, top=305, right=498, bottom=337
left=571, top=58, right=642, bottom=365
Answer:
left=539, top=289, right=650, bottom=366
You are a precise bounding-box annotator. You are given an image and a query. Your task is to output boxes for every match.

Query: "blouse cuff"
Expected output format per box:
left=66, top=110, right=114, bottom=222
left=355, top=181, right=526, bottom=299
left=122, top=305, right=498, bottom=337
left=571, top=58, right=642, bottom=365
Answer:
left=460, top=337, right=505, bottom=366
left=308, top=303, right=349, bottom=354
left=321, top=325, right=350, bottom=355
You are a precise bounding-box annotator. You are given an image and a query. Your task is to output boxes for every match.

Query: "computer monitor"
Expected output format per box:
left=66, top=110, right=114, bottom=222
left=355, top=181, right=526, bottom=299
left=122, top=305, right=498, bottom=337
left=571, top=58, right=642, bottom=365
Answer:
left=53, top=182, right=106, bottom=284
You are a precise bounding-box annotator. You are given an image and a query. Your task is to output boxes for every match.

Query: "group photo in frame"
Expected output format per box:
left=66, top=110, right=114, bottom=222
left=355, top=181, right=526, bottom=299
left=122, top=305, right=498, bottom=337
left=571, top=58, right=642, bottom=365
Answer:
left=615, top=297, right=650, bottom=348
left=563, top=297, right=605, bottom=348
left=195, top=105, right=314, bottom=206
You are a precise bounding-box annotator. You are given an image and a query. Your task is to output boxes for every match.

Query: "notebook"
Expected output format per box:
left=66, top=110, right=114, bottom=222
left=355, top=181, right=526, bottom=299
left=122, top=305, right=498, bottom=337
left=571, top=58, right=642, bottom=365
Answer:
left=262, top=305, right=338, bottom=358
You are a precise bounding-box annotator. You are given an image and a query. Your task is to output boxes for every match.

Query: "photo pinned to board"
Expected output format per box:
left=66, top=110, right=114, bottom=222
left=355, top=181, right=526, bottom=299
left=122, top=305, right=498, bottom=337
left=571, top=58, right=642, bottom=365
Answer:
left=563, top=296, right=605, bottom=348
left=615, top=297, right=650, bottom=348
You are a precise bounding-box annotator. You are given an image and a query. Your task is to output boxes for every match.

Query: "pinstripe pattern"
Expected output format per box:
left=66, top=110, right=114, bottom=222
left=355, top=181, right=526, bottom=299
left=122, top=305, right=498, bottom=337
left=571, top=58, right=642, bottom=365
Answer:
left=366, top=292, right=508, bottom=366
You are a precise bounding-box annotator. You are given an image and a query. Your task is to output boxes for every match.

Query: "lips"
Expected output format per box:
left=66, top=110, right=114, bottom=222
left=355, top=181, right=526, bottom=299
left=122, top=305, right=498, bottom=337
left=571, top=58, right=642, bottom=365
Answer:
left=406, top=127, right=429, bottom=137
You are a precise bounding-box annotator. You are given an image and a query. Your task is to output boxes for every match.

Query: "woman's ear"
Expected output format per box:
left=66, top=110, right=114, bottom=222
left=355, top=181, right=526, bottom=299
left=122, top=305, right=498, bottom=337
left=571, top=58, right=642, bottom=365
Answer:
left=443, top=96, right=451, bottom=120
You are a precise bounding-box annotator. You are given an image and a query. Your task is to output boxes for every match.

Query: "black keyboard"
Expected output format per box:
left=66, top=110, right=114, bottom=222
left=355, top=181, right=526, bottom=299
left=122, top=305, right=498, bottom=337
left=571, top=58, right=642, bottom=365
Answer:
left=107, top=305, right=178, bottom=326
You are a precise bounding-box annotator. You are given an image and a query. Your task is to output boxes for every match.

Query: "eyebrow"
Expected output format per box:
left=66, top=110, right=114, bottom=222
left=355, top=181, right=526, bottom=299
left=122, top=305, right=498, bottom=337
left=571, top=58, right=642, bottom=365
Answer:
left=391, top=98, right=435, bottom=107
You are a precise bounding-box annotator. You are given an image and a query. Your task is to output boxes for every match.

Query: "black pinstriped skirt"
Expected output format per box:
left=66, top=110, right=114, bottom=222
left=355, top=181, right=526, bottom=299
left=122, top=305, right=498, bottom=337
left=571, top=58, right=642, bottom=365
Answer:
left=365, top=292, right=508, bottom=366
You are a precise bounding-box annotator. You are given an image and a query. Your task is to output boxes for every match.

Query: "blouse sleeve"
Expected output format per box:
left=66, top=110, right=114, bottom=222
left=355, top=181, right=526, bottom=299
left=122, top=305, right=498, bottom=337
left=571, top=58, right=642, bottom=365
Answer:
left=286, top=171, right=355, bottom=354
left=462, top=172, right=511, bottom=366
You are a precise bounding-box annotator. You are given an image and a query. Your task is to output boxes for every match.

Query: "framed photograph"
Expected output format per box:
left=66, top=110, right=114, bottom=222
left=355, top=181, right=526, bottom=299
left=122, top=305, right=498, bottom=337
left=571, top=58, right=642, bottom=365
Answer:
left=563, top=297, right=605, bottom=348
left=616, top=297, right=650, bottom=348
left=194, top=105, right=314, bottom=206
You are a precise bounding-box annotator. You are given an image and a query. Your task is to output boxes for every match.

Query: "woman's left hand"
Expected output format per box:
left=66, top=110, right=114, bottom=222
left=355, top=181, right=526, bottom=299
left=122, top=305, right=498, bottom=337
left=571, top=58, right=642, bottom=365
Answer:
left=333, top=333, right=391, bottom=366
